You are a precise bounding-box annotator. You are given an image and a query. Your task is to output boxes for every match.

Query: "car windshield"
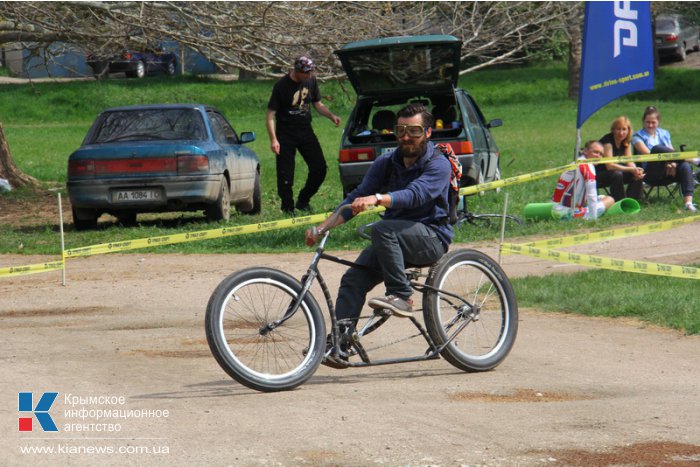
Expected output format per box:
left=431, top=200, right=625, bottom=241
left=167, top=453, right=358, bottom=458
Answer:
left=91, top=109, right=207, bottom=143
left=656, top=18, right=676, bottom=30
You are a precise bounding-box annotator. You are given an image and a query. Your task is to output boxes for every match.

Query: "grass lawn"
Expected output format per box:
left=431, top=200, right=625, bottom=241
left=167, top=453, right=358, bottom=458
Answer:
left=1, top=64, right=698, bottom=333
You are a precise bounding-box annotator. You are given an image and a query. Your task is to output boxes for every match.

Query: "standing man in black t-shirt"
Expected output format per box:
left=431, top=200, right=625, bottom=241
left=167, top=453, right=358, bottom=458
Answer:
left=266, top=56, right=341, bottom=213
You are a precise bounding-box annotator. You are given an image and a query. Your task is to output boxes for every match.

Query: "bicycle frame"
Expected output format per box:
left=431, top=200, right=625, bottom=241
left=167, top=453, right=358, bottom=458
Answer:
left=287, top=229, right=479, bottom=368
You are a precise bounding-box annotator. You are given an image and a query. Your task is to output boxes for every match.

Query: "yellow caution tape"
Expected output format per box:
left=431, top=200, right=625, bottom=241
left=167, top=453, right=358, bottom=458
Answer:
left=520, top=215, right=700, bottom=249
left=64, top=212, right=330, bottom=257
left=0, top=260, right=64, bottom=278
left=500, top=243, right=699, bottom=280
left=577, top=150, right=699, bottom=167
left=460, top=164, right=571, bottom=196
left=3, top=149, right=698, bottom=277
left=460, top=150, right=699, bottom=197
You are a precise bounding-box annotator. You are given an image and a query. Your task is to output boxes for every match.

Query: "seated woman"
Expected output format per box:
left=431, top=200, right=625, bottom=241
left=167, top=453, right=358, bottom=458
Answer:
left=552, top=140, right=614, bottom=220
left=598, top=116, right=644, bottom=201
left=632, top=106, right=696, bottom=212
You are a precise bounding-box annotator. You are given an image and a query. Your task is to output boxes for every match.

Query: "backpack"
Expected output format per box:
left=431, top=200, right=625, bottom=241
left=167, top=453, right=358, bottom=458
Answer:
left=383, top=143, right=462, bottom=225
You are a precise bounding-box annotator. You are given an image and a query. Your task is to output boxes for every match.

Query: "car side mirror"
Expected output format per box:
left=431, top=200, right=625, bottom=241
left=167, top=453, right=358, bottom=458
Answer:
left=240, top=132, right=256, bottom=144
left=487, top=119, right=503, bottom=129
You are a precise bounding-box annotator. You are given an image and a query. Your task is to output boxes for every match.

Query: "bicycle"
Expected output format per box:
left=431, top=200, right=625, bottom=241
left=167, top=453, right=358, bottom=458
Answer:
left=205, top=206, right=518, bottom=392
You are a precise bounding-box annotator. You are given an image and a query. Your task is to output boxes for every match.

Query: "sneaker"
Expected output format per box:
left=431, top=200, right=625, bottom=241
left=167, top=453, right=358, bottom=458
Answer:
left=321, top=333, right=350, bottom=369
left=368, top=295, right=414, bottom=317
left=302, top=334, right=349, bottom=369
left=685, top=203, right=698, bottom=212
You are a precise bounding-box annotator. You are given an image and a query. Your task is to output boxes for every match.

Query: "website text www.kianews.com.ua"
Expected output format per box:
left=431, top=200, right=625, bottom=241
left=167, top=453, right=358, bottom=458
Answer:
left=19, top=443, right=169, bottom=455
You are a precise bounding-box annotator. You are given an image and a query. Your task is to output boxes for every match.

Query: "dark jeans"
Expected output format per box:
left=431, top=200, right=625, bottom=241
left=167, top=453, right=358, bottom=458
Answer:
left=596, top=169, right=643, bottom=201
left=275, top=125, right=327, bottom=211
left=335, top=219, right=447, bottom=326
left=644, top=145, right=695, bottom=197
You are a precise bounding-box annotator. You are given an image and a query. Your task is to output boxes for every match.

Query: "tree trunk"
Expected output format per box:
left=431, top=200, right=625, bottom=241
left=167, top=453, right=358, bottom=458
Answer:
left=237, top=68, right=258, bottom=81
left=0, top=121, right=39, bottom=189
left=567, top=21, right=582, bottom=100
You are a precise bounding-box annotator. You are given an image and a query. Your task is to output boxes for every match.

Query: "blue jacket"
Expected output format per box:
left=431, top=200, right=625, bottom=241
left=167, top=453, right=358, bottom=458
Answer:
left=339, top=141, right=454, bottom=248
left=631, top=127, right=673, bottom=152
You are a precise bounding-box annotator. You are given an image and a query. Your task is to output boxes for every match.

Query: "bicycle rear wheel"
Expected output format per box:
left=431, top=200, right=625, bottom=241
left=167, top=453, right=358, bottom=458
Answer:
left=205, top=267, right=326, bottom=392
left=423, top=249, right=518, bottom=372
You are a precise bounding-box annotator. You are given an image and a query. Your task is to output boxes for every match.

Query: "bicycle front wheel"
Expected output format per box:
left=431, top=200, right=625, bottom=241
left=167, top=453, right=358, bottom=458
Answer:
left=205, top=267, right=326, bottom=392
left=423, top=249, right=518, bottom=372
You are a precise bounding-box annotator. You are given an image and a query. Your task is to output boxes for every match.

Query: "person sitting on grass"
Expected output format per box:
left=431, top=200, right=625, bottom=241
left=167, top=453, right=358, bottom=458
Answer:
left=551, top=140, right=614, bottom=220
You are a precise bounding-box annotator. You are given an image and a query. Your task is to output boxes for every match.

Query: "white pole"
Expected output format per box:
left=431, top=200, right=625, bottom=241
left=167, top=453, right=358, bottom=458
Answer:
left=498, top=192, right=509, bottom=265
left=572, top=128, right=583, bottom=216
left=58, top=193, right=66, bottom=286
left=575, top=128, right=582, bottom=161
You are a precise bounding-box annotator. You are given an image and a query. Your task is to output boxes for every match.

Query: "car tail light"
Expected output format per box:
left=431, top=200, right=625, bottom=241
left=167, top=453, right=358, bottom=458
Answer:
left=664, top=34, right=678, bottom=43
left=177, top=154, right=209, bottom=173
left=123, top=51, right=132, bottom=60
left=68, top=160, right=95, bottom=177
left=339, top=147, right=376, bottom=163
left=444, top=141, right=474, bottom=155
left=94, top=158, right=177, bottom=174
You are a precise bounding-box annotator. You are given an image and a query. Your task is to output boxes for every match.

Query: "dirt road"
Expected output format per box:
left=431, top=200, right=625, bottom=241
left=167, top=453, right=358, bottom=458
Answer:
left=2, top=220, right=699, bottom=466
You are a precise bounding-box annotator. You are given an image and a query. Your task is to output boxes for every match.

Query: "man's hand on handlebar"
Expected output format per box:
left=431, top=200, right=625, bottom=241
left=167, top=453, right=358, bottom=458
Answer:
left=351, top=196, right=378, bottom=216
left=305, top=205, right=352, bottom=246
left=305, top=226, right=322, bottom=246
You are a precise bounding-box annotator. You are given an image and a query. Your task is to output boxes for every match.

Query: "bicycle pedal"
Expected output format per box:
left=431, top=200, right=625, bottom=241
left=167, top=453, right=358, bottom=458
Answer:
left=372, top=308, right=392, bottom=317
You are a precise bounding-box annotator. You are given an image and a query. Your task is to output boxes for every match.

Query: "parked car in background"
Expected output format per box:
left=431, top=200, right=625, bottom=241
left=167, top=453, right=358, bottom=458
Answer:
left=655, top=14, right=700, bottom=61
left=87, top=48, right=177, bottom=78
left=67, top=104, right=261, bottom=230
left=334, top=35, right=502, bottom=197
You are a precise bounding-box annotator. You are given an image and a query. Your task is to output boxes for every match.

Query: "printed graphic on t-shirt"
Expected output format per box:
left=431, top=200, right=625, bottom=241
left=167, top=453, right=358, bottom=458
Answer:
left=552, top=163, right=595, bottom=209
left=289, top=85, right=310, bottom=116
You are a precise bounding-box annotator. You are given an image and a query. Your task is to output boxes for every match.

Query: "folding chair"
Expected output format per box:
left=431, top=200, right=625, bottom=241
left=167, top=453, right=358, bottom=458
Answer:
left=643, top=180, right=679, bottom=199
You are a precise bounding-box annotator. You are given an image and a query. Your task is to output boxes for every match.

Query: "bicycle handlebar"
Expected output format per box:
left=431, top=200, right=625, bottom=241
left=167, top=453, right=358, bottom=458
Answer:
left=313, top=204, right=353, bottom=236
left=312, top=204, right=379, bottom=242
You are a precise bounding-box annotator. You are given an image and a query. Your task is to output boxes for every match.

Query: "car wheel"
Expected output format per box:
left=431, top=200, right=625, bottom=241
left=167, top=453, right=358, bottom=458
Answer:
left=494, top=166, right=502, bottom=194
left=206, top=178, right=231, bottom=222
left=250, top=170, right=262, bottom=214
left=237, top=170, right=262, bottom=215
left=72, top=207, right=98, bottom=231
left=166, top=60, right=176, bottom=76
left=116, top=212, right=137, bottom=227
left=127, top=61, right=146, bottom=78
left=477, top=167, right=486, bottom=196
left=676, top=45, right=687, bottom=61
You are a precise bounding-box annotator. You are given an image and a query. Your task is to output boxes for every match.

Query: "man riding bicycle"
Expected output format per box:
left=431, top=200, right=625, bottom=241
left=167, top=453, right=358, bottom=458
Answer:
left=306, top=103, right=454, bottom=343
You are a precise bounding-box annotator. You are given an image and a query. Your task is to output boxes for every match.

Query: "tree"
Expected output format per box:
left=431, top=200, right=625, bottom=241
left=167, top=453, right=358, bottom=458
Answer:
left=564, top=4, right=584, bottom=100
left=0, top=122, right=38, bottom=189
left=0, top=2, right=580, bottom=80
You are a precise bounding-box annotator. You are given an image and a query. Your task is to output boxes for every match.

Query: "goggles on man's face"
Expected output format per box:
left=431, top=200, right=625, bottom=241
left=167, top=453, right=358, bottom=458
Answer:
left=393, top=124, right=426, bottom=138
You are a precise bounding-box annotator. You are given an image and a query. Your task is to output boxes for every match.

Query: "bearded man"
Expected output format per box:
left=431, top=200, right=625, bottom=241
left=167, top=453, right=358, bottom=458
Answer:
left=305, top=103, right=453, bottom=362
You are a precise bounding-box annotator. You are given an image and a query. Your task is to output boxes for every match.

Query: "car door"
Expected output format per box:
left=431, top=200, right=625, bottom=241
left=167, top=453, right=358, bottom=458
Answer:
left=207, top=110, right=255, bottom=201
left=458, top=92, right=497, bottom=182
left=681, top=17, right=700, bottom=49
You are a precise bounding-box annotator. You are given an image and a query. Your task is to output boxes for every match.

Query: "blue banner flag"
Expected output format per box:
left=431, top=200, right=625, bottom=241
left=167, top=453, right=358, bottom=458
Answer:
left=577, top=1, right=654, bottom=128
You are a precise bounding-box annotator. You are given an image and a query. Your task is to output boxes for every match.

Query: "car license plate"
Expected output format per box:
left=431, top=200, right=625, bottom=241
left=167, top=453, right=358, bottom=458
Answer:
left=380, top=147, right=396, bottom=156
left=112, top=189, right=163, bottom=203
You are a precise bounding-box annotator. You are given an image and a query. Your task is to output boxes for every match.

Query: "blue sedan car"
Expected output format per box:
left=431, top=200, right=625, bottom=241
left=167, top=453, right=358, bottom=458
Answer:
left=67, top=104, right=261, bottom=230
